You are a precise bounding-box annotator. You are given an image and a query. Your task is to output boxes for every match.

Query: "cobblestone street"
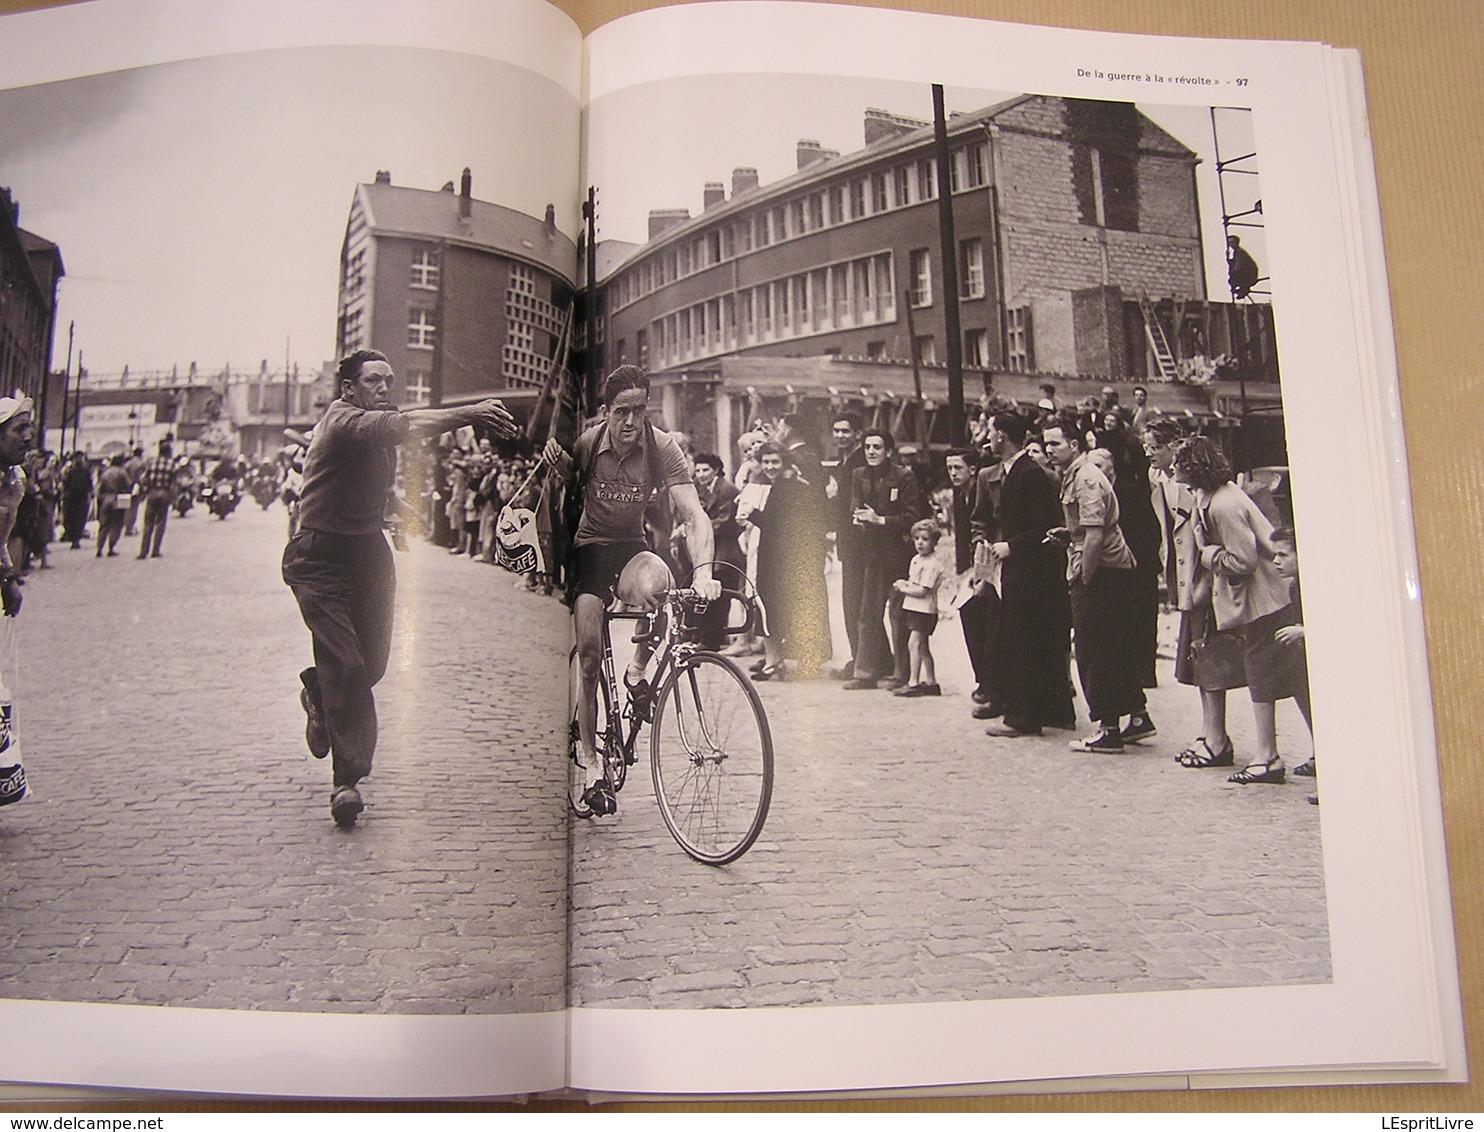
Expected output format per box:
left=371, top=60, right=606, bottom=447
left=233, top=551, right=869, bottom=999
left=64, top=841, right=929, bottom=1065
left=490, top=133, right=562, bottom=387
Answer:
left=0, top=504, right=1328, bottom=1020
left=0, top=503, right=572, bottom=1015
left=568, top=566, right=1328, bottom=1009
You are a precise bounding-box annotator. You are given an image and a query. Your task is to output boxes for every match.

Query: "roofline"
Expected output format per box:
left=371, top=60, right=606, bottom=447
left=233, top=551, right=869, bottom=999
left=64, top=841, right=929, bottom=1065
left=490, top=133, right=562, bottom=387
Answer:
left=607, top=94, right=1198, bottom=271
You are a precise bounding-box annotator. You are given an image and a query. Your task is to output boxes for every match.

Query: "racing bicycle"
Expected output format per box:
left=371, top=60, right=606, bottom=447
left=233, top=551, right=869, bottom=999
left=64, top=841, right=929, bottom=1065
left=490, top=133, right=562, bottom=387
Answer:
left=568, top=586, right=773, bottom=865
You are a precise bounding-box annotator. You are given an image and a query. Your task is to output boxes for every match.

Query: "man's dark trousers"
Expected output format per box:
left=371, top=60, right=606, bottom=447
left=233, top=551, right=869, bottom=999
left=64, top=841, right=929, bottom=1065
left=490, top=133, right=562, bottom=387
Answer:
left=282, top=530, right=396, bottom=788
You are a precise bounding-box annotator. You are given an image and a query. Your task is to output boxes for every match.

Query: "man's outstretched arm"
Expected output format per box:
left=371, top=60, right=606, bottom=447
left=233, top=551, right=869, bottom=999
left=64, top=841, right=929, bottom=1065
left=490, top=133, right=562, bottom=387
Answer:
left=392, top=399, right=520, bottom=444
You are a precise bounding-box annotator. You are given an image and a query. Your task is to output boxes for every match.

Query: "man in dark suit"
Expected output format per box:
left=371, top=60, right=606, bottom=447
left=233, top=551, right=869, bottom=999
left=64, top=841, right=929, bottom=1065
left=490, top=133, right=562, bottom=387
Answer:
left=826, top=413, right=867, bottom=678
left=983, top=412, right=1074, bottom=736
left=949, top=448, right=1003, bottom=716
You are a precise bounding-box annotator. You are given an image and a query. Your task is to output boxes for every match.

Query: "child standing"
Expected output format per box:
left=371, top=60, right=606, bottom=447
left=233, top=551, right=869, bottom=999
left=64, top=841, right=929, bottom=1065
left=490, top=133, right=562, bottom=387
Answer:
left=1269, top=526, right=1315, bottom=800
left=892, top=518, right=945, bottom=697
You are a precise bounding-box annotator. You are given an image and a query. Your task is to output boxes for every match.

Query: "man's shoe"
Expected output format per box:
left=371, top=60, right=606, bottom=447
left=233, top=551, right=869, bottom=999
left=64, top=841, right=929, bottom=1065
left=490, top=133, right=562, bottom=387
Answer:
left=624, top=675, right=655, bottom=723
left=881, top=676, right=908, bottom=692
left=971, top=686, right=994, bottom=705
left=832, top=660, right=856, bottom=681
left=1119, top=715, right=1158, bottom=744
left=330, top=785, right=363, bottom=828
left=986, top=722, right=1041, bottom=737
left=580, top=778, right=617, bottom=817
left=971, top=702, right=1004, bottom=721
left=300, top=687, right=330, bottom=759
left=842, top=677, right=878, bottom=691
left=1070, top=729, right=1124, bottom=753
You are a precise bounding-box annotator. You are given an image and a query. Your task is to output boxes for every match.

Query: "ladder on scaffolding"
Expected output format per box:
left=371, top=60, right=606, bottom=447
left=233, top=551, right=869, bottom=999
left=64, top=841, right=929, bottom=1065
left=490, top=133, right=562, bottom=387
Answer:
left=1139, top=296, right=1179, bottom=382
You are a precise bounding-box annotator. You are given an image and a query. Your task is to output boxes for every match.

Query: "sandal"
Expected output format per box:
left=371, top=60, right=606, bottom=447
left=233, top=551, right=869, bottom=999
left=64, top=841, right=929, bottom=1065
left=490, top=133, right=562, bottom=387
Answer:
left=1228, top=757, right=1286, bottom=785
left=1293, top=758, right=1316, bottom=777
left=1175, top=736, right=1234, bottom=768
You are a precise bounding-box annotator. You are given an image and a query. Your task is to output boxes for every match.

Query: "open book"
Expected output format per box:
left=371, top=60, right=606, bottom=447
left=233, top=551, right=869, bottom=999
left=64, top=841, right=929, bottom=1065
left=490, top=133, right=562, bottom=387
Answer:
left=0, top=0, right=1462, bottom=1103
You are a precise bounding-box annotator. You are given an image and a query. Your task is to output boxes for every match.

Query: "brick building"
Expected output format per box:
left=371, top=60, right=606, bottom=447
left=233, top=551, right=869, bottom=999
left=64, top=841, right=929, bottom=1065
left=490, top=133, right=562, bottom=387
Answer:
left=0, top=188, right=64, bottom=410
left=595, top=95, right=1276, bottom=458
left=335, top=169, right=578, bottom=419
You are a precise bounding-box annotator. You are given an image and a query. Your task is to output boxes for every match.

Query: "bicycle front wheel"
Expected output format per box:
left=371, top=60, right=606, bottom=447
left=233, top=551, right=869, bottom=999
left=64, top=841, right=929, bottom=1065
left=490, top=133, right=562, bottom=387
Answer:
left=650, top=652, right=773, bottom=864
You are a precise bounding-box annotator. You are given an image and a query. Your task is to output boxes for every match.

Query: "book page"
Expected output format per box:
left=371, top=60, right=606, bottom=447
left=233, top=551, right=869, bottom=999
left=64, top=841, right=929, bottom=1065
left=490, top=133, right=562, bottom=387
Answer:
left=565, top=0, right=1461, bottom=1097
left=0, top=0, right=585, bottom=1101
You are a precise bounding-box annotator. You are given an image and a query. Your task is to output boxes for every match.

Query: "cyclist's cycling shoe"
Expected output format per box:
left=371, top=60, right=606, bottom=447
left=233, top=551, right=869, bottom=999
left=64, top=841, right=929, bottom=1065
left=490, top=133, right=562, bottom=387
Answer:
left=580, top=778, right=618, bottom=817
left=624, top=675, right=655, bottom=724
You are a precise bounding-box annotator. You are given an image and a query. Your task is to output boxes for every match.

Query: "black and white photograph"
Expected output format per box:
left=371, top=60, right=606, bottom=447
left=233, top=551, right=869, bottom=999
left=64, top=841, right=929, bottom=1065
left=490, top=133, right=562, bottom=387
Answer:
left=567, top=70, right=1324, bottom=1011
left=0, top=37, right=585, bottom=1023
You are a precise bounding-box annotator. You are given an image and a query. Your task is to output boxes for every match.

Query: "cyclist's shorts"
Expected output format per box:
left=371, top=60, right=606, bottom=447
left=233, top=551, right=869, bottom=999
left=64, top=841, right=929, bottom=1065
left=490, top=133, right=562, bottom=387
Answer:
left=571, top=539, right=648, bottom=602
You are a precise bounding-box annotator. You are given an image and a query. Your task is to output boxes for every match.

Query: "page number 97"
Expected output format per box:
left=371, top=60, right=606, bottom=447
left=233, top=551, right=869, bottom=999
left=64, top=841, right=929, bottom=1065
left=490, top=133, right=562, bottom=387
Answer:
left=1235, top=78, right=1248, bottom=86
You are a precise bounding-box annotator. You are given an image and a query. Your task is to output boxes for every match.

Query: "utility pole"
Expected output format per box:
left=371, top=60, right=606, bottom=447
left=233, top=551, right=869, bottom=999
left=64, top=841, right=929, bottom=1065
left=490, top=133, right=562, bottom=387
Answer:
left=284, top=335, right=291, bottom=431
left=52, top=320, right=73, bottom=453
left=582, top=186, right=598, bottom=418
left=932, top=84, right=965, bottom=447
left=904, top=290, right=924, bottom=445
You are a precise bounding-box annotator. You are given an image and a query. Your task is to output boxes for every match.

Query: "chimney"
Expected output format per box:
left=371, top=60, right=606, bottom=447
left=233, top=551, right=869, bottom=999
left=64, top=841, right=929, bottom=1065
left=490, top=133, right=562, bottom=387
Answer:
left=459, top=167, right=472, bottom=219
left=544, top=203, right=556, bottom=234
left=648, top=209, right=691, bottom=240
left=796, top=139, right=838, bottom=170
left=703, top=182, right=726, bottom=210
left=374, top=170, right=391, bottom=184
left=863, top=107, right=928, bottom=146
left=731, top=167, right=759, bottom=196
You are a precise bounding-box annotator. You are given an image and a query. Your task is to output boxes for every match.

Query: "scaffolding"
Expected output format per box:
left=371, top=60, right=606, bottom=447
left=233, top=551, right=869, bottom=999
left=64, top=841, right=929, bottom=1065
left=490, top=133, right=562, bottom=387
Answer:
left=1211, top=106, right=1270, bottom=302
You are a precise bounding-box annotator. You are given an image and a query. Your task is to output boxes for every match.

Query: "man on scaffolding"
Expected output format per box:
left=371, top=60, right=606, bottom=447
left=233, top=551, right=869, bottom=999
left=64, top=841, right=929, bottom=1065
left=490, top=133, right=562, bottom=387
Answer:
left=542, top=365, right=720, bottom=817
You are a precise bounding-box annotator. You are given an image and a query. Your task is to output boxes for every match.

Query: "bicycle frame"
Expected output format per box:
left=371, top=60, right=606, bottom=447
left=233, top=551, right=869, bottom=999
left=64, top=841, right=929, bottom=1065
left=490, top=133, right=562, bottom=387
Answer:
left=591, top=592, right=702, bottom=763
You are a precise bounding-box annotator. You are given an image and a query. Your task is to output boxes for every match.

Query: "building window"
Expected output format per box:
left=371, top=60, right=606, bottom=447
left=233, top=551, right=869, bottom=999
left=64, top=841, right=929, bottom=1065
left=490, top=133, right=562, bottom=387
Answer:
left=790, top=199, right=806, bottom=236
left=917, top=157, right=938, bottom=201
left=410, top=247, right=440, bottom=290
left=872, top=171, right=890, bottom=213
left=830, top=185, right=847, bottom=225
left=963, top=328, right=989, bottom=368
left=403, top=370, right=432, bottom=406
left=959, top=238, right=984, bottom=299
left=850, top=179, right=868, bottom=220
left=964, top=142, right=987, bottom=188
left=1006, top=306, right=1034, bottom=372
left=914, top=335, right=937, bottom=366
left=510, top=262, right=535, bottom=295
left=771, top=206, right=787, bottom=242
left=1075, top=145, right=1139, bottom=232
left=809, top=193, right=826, bottom=230
left=339, top=307, right=364, bottom=353
left=909, top=248, right=932, bottom=307
left=636, top=328, right=649, bottom=367
left=343, top=249, right=367, bottom=294
left=408, top=308, right=436, bottom=350
left=866, top=340, right=886, bottom=359
left=895, top=165, right=915, bottom=208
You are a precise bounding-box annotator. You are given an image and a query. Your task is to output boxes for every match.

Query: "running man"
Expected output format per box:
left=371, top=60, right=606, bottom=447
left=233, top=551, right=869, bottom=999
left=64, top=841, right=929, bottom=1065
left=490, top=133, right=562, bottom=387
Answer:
left=283, top=348, right=519, bottom=827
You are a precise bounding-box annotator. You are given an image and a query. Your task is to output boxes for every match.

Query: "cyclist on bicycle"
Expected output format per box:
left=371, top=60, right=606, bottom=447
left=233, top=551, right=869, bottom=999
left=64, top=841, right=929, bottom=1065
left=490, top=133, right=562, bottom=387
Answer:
left=543, top=365, right=721, bottom=816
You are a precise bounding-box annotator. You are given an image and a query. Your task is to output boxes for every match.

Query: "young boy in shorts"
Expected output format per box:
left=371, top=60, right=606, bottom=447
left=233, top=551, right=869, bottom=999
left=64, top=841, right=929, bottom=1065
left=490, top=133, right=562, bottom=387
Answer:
left=892, top=518, right=945, bottom=697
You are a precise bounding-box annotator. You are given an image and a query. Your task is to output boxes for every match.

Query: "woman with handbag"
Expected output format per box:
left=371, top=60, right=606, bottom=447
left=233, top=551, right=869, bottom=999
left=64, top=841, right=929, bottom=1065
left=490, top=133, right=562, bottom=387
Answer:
left=1173, top=437, right=1301, bottom=784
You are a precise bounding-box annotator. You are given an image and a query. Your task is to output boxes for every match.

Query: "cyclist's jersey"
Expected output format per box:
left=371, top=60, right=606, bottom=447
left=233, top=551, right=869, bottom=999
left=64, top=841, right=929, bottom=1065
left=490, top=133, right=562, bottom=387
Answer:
left=572, top=421, right=691, bottom=547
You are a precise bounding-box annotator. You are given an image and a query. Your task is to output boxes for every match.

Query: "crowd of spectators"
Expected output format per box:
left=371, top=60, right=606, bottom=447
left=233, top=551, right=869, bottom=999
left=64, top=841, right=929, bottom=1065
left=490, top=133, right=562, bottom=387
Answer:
left=547, top=383, right=1315, bottom=804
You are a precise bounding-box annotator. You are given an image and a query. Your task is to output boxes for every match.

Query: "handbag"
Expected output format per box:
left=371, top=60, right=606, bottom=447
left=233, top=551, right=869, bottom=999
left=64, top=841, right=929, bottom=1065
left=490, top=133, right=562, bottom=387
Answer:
left=1190, top=625, right=1247, bottom=691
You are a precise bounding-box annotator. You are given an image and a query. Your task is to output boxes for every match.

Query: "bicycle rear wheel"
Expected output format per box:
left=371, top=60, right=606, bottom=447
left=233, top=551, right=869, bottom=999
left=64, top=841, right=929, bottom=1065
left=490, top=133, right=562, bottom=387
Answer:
left=650, top=652, right=773, bottom=864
